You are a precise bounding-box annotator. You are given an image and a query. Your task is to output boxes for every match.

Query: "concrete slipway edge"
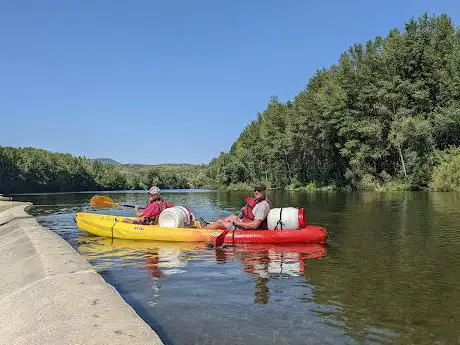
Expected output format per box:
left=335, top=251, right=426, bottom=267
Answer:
left=0, top=199, right=163, bottom=345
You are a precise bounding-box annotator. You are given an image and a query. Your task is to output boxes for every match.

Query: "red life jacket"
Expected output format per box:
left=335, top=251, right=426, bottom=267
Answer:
left=240, top=197, right=268, bottom=229
left=142, top=199, right=174, bottom=224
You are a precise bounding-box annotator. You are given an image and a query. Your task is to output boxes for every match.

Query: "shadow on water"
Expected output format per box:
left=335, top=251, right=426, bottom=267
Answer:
left=12, top=190, right=460, bottom=345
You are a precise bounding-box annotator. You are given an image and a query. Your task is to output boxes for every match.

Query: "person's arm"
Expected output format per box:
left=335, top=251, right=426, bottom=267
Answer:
left=135, top=206, right=144, bottom=217
left=233, top=218, right=262, bottom=230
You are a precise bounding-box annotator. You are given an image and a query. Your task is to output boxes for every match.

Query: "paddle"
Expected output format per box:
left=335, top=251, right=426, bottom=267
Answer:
left=214, top=229, right=229, bottom=248
left=90, top=195, right=142, bottom=209
left=213, top=209, right=246, bottom=248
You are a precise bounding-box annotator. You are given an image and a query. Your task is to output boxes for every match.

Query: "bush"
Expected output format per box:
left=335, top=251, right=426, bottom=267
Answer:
left=303, top=182, right=337, bottom=192
left=380, top=179, right=412, bottom=191
left=287, top=177, right=303, bottom=190
left=356, top=174, right=380, bottom=191
left=430, top=153, right=460, bottom=191
left=226, top=182, right=253, bottom=191
left=304, top=182, right=319, bottom=191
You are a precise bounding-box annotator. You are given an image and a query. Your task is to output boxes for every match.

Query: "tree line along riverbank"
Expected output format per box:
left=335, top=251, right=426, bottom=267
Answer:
left=2, top=14, right=460, bottom=194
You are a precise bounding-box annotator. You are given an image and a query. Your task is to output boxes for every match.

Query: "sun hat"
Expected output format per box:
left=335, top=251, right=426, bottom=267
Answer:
left=148, top=186, right=161, bottom=195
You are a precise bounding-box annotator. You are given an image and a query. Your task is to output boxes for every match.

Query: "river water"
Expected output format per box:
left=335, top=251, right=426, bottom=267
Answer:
left=13, top=190, right=460, bottom=345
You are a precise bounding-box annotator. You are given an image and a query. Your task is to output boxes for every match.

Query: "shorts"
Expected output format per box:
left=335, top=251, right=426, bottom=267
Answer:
left=133, top=219, right=150, bottom=225
left=225, top=222, right=237, bottom=230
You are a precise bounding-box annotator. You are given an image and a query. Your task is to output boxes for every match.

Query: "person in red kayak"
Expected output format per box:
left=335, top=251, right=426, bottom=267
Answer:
left=205, top=184, right=270, bottom=230
left=123, top=186, right=174, bottom=224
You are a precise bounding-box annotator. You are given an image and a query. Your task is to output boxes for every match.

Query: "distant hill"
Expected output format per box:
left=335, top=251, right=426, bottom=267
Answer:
left=119, top=163, right=207, bottom=174
left=90, top=159, right=209, bottom=188
left=117, top=162, right=209, bottom=189
left=122, top=163, right=203, bottom=169
left=92, top=158, right=122, bottom=165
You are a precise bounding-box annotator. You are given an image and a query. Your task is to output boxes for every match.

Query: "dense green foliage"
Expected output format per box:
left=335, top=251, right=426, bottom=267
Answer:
left=0, top=147, right=207, bottom=194
left=206, top=14, right=460, bottom=191
left=119, top=163, right=209, bottom=189
left=0, top=147, right=127, bottom=193
left=430, top=148, right=460, bottom=191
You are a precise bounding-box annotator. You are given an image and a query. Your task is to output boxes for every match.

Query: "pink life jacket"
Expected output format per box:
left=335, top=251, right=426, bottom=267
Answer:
left=142, top=199, right=174, bottom=224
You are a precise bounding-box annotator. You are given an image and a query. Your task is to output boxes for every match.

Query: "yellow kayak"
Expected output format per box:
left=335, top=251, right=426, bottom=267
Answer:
left=75, top=212, right=328, bottom=243
left=75, top=212, right=218, bottom=242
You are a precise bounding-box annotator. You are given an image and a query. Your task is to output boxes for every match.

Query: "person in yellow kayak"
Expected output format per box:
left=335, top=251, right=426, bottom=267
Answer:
left=123, top=186, right=174, bottom=224
left=205, top=184, right=270, bottom=230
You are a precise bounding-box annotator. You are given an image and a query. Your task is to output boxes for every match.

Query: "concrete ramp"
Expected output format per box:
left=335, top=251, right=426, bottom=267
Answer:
left=0, top=200, right=163, bottom=345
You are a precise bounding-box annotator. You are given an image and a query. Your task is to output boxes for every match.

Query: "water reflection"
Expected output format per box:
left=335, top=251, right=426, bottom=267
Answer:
left=77, top=237, right=326, bottom=305
left=78, top=237, right=197, bottom=272
left=302, top=192, right=460, bottom=345
left=217, top=243, right=326, bottom=305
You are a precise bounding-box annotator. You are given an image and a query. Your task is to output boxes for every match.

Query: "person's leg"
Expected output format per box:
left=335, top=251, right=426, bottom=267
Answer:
left=204, top=220, right=226, bottom=229
left=220, top=214, right=239, bottom=223
left=205, top=219, right=240, bottom=230
left=204, top=214, right=239, bottom=229
left=122, top=218, right=142, bottom=224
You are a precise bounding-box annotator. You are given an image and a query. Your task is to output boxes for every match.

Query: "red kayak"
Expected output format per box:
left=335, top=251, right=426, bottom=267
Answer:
left=218, top=225, right=327, bottom=244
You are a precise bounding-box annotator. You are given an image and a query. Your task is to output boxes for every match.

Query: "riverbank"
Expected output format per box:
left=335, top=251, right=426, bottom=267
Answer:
left=0, top=198, right=163, bottom=345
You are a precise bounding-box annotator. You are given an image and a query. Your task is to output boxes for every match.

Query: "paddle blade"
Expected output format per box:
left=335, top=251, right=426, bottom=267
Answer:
left=90, top=195, right=119, bottom=208
left=214, top=229, right=229, bottom=248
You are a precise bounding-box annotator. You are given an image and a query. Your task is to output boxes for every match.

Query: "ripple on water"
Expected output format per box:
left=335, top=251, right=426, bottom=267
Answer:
left=19, top=190, right=460, bottom=345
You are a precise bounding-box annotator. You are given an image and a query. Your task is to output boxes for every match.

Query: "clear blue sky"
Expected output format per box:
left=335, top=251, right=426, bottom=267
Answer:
left=1, top=1, right=459, bottom=164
